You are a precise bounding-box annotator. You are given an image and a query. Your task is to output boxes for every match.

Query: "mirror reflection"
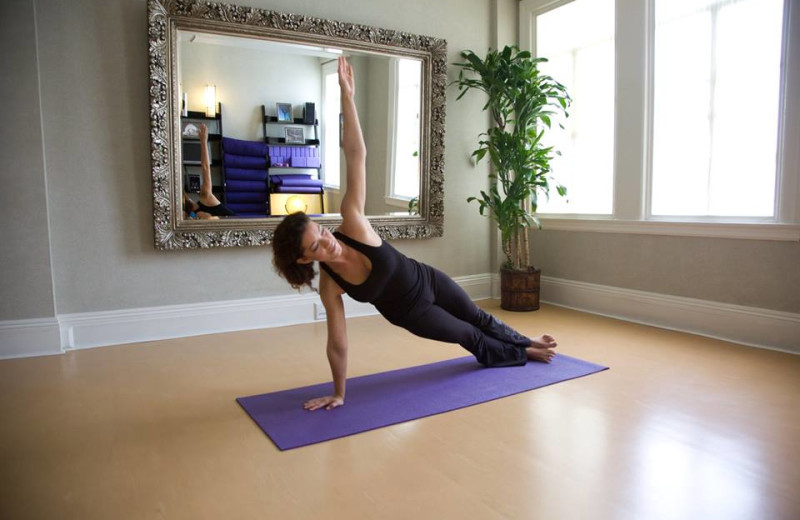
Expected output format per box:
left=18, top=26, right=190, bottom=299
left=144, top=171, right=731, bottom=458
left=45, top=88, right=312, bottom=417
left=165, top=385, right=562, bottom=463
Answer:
left=177, top=31, right=422, bottom=221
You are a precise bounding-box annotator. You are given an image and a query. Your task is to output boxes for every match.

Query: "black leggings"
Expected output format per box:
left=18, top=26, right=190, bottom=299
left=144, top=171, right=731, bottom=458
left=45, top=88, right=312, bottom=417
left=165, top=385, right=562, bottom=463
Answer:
left=380, top=265, right=530, bottom=367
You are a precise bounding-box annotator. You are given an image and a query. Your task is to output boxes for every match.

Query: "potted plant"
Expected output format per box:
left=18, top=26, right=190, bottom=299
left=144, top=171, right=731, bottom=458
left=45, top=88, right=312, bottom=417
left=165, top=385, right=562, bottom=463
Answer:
left=453, top=45, right=571, bottom=311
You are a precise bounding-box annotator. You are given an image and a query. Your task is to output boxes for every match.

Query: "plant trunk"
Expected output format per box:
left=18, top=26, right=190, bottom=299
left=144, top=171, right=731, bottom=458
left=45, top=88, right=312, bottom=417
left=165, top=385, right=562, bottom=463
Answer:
left=521, top=198, right=531, bottom=267
left=521, top=228, right=530, bottom=268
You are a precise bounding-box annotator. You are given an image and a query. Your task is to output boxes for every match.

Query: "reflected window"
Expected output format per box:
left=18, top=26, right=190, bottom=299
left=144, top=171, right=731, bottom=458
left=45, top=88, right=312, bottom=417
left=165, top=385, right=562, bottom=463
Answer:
left=387, top=58, right=421, bottom=203
left=322, top=60, right=341, bottom=189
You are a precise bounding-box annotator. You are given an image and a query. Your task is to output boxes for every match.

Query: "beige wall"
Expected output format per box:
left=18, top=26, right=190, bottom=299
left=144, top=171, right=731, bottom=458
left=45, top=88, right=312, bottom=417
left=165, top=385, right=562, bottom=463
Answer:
left=1, top=0, right=56, bottom=320
left=5, top=0, right=494, bottom=318
left=1, top=1, right=54, bottom=320
left=5, top=0, right=797, bottom=326
left=531, top=231, right=800, bottom=314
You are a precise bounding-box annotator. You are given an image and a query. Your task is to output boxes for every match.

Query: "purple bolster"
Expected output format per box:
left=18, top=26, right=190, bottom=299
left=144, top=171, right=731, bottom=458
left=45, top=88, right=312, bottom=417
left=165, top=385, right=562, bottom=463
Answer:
left=270, top=174, right=314, bottom=184
left=224, top=154, right=267, bottom=169
left=222, top=137, right=268, bottom=157
left=226, top=179, right=268, bottom=192
left=225, top=192, right=268, bottom=203
left=271, top=178, right=323, bottom=188
left=272, top=186, right=323, bottom=194
left=225, top=168, right=268, bottom=181
left=232, top=212, right=269, bottom=218
left=225, top=202, right=268, bottom=213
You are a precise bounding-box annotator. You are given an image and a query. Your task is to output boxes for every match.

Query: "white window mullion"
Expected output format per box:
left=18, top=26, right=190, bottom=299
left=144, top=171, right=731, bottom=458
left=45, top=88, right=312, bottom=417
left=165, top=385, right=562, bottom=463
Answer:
left=777, top=0, right=799, bottom=223
left=615, top=0, right=648, bottom=221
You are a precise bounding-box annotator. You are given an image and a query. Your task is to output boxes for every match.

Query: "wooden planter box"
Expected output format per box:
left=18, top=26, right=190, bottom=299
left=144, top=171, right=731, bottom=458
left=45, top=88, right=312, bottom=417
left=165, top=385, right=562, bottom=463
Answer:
left=500, top=267, right=541, bottom=311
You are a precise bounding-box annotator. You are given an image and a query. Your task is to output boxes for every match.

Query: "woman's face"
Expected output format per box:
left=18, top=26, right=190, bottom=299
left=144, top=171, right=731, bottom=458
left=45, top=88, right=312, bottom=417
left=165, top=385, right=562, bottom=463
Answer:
left=297, top=221, right=341, bottom=263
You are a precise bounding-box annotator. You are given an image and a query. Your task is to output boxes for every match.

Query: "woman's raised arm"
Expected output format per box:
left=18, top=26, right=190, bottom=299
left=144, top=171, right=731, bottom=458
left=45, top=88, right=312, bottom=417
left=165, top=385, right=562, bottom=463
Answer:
left=338, top=57, right=367, bottom=220
left=198, top=124, right=213, bottom=199
left=336, top=57, right=380, bottom=244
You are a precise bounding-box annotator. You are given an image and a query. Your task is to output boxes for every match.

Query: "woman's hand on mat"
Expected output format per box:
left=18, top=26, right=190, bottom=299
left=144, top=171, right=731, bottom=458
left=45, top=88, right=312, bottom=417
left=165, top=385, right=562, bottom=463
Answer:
left=304, top=395, right=344, bottom=411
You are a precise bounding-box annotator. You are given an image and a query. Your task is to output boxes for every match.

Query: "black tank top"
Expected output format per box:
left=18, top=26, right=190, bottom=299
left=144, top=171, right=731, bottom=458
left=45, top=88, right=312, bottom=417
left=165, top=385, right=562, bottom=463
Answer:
left=320, top=231, right=426, bottom=318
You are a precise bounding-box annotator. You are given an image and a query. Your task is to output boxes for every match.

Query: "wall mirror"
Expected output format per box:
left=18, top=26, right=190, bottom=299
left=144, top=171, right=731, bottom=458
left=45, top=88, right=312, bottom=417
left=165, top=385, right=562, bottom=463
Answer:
left=148, top=0, right=447, bottom=249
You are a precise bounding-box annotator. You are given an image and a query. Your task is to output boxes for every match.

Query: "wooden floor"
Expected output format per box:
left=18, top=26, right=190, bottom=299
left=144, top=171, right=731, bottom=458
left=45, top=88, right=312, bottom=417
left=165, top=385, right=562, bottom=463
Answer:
left=0, top=302, right=798, bottom=520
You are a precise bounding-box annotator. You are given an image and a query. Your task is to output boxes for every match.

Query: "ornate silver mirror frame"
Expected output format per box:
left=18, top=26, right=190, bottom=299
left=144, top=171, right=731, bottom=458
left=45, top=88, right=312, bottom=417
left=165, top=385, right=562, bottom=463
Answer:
left=147, top=0, right=446, bottom=249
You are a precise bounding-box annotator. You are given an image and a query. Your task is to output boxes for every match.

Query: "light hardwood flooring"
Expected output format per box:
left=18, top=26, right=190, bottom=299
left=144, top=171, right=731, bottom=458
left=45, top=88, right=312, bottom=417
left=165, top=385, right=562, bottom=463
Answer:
left=0, top=302, right=798, bottom=520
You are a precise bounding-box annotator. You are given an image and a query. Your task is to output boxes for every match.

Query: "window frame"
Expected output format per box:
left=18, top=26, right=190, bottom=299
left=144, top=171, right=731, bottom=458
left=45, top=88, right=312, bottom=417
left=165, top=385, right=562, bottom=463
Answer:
left=519, top=0, right=800, bottom=241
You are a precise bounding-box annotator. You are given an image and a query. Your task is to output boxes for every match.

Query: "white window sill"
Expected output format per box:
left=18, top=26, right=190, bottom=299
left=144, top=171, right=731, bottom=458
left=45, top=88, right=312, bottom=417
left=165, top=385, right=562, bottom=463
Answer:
left=385, top=196, right=412, bottom=208
left=536, top=217, right=800, bottom=242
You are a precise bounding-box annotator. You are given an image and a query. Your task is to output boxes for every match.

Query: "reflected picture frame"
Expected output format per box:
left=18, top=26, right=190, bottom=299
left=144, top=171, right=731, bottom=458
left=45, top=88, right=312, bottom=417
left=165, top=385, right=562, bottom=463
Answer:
left=276, top=102, right=292, bottom=122
left=181, top=121, right=201, bottom=138
left=285, top=127, right=304, bottom=144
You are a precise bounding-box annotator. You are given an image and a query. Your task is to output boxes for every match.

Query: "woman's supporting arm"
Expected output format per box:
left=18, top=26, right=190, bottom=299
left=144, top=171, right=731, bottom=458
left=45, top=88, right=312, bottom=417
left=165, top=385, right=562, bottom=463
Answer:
left=303, top=274, right=348, bottom=411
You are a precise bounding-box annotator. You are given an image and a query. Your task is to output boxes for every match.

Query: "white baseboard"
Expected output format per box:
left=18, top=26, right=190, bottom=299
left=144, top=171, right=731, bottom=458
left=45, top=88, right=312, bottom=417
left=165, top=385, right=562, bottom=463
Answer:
left=0, top=318, right=62, bottom=359
left=57, top=293, right=381, bottom=353
left=5, top=274, right=795, bottom=359
left=454, top=273, right=494, bottom=300
left=538, top=276, right=800, bottom=355
left=0, top=274, right=493, bottom=360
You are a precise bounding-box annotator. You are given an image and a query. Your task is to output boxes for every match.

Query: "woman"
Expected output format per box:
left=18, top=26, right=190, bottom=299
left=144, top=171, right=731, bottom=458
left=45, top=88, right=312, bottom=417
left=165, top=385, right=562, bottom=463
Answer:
left=183, top=123, right=236, bottom=219
left=272, top=57, right=557, bottom=411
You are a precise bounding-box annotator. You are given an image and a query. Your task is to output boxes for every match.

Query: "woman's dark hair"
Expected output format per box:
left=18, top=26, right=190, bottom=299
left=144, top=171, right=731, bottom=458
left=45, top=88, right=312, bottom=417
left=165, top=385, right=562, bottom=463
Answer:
left=272, top=212, right=316, bottom=291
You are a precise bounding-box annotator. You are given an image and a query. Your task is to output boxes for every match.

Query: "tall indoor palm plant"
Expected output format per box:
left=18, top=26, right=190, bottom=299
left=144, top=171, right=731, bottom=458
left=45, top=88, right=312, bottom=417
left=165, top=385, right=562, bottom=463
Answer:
left=454, top=45, right=570, bottom=310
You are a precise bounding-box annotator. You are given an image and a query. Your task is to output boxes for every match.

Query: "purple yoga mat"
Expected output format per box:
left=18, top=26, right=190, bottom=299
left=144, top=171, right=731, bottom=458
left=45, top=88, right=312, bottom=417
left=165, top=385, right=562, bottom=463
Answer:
left=237, top=354, right=608, bottom=450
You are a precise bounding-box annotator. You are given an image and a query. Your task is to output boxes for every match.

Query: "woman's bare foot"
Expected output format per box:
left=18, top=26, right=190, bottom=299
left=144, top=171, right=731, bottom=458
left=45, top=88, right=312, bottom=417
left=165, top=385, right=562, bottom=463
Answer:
left=526, top=347, right=556, bottom=363
left=530, top=334, right=557, bottom=350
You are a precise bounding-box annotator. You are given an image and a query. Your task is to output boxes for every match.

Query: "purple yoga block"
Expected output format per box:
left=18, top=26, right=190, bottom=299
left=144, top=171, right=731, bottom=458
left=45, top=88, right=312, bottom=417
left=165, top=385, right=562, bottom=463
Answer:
left=291, top=156, right=307, bottom=167
left=307, top=157, right=321, bottom=168
left=270, top=156, right=289, bottom=168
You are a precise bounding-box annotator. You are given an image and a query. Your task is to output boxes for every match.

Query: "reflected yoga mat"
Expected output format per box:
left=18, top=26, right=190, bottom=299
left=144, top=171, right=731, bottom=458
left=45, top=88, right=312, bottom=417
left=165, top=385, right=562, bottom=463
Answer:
left=237, top=354, right=608, bottom=451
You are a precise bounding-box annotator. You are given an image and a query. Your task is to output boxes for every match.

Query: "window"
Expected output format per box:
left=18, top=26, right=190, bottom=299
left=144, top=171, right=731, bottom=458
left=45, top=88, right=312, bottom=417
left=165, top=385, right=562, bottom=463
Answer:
left=321, top=60, right=341, bottom=189
left=387, top=58, right=422, bottom=203
left=651, top=0, right=783, bottom=217
left=535, top=0, right=615, bottom=215
left=520, top=0, right=799, bottom=239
